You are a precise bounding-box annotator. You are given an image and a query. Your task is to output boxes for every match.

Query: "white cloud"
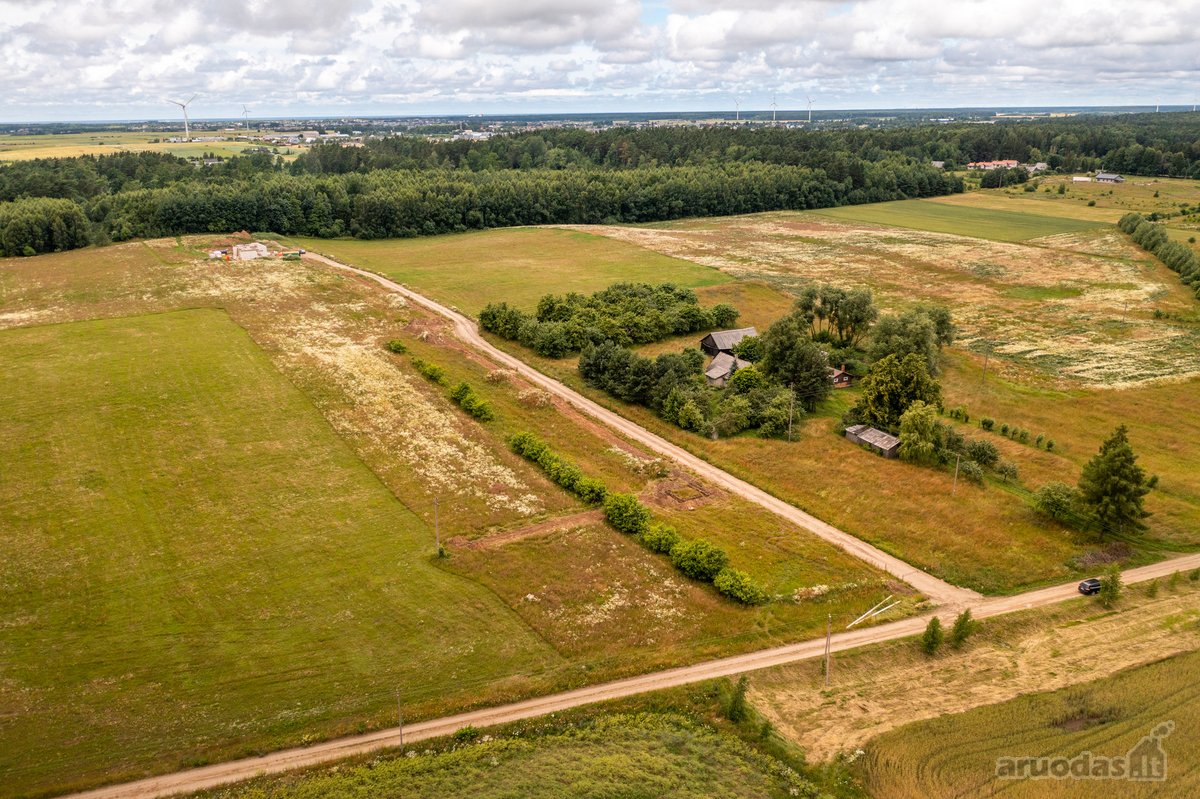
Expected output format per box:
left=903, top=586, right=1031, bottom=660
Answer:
left=0, top=0, right=1197, bottom=120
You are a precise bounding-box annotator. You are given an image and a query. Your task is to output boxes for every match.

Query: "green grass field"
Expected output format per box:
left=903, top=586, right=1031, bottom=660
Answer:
left=0, top=130, right=304, bottom=162
left=812, top=198, right=1105, bottom=241
left=0, top=309, right=559, bottom=798
left=861, top=649, right=1200, bottom=798
left=290, top=227, right=731, bottom=316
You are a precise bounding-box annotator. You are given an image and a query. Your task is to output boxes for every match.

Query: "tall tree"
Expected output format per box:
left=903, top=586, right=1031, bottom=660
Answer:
left=760, top=314, right=832, bottom=411
left=853, top=353, right=942, bottom=431
left=1077, top=425, right=1156, bottom=539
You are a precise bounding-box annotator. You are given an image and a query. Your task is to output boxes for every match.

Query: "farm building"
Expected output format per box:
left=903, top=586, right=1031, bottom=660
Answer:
left=828, top=364, right=853, bottom=389
left=1095, top=172, right=1125, bottom=183
left=1072, top=176, right=1092, bottom=182
left=700, top=327, right=757, bottom=357
left=844, top=424, right=900, bottom=458
left=704, top=352, right=751, bottom=387
left=231, top=242, right=270, bottom=261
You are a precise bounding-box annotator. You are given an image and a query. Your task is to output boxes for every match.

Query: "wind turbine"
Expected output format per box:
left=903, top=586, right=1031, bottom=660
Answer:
left=805, top=94, right=814, bottom=124
left=241, top=104, right=250, bottom=128
left=168, top=94, right=196, bottom=140
left=771, top=94, right=778, bottom=123
left=734, top=97, right=741, bottom=122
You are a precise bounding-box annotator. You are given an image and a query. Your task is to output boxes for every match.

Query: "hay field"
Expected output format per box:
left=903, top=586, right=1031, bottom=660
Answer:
left=291, top=227, right=731, bottom=316
left=0, top=130, right=302, bottom=162
left=0, top=308, right=559, bottom=798
left=861, top=647, right=1200, bottom=798
left=750, top=578, right=1200, bottom=763
left=811, top=198, right=1103, bottom=241
left=583, top=213, right=1200, bottom=387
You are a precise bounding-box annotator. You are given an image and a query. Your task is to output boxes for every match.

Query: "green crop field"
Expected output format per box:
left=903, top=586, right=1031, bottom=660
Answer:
left=812, top=198, right=1104, bottom=241
left=861, top=649, right=1200, bottom=798
left=290, top=227, right=731, bottom=316
left=0, top=308, right=558, bottom=798
left=0, top=130, right=304, bottom=162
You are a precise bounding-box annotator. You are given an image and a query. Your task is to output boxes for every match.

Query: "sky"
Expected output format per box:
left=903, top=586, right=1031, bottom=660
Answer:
left=2, top=0, right=1198, bottom=122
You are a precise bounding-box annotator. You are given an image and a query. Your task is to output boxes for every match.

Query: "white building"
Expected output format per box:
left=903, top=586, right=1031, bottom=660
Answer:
left=231, top=242, right=270, bottom=261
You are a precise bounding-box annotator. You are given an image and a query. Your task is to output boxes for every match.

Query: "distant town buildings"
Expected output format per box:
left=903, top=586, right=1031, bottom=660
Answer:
left=967, top=159, right=1020, bottom=170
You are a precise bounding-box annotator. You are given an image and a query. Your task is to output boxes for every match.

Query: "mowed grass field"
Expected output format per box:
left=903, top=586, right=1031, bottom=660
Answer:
left=0, top=308, right=558, bottom=798
left=290, top=227, right=731, bottom=316
left=861, top=649, right=1200, bottom=798
left=811, top=197, right=1105, bottom=241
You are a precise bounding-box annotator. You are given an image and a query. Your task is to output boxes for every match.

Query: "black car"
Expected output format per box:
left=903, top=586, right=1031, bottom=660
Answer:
left=1078, top=577, right=1103, bottom=595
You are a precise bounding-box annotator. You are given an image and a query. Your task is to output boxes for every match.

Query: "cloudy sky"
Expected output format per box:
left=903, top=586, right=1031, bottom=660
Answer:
left=2, top=0, right=1198, bottom=121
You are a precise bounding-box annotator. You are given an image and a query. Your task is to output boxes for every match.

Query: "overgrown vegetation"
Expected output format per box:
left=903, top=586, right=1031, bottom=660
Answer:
left=508, top=432, right=607, bottom=504
left=481, top=282, right=737, bottom=357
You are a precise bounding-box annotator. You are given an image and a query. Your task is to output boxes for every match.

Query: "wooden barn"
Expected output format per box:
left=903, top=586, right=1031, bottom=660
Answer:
left=699, top=327, right=757, bottom=357
left=844, top=424, right=900, bottom=458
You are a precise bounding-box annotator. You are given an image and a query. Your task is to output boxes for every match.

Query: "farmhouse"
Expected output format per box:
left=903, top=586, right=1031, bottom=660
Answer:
left=704, top=352, right=751, bottom=387
left=828, top=364, right=853, bottom=388
left=1095, top=172, right=1125, bottom=183
left=231, top=242, right=270, bottom=261
left=700, top=327, right=757, bottom=357
left=844, top=424, right=900, bottom=458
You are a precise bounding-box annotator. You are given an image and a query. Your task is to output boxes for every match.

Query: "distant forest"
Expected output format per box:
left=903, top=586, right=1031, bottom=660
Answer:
left=1, top=113, right=1198, bottom=256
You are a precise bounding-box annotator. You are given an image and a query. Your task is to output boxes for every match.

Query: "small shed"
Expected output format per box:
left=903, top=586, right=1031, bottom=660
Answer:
left=845, top=424, right=900, bottom=459
left=705, top=352, right=751, bottom=387
left=828, top=363, right=852, bottom=389
left=700, top=327, right=757, bottom=357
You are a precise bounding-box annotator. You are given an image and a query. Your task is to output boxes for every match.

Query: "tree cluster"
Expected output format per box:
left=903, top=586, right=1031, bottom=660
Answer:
left=1118, top=212, right=1200, bottom=300
left=480, top=282, right=737, bottom=357
left=579, top=341, right=797, bottom=437
left=0, top=196, right=91, bottom=257
left=1035, top=425, right=1156, bottom=539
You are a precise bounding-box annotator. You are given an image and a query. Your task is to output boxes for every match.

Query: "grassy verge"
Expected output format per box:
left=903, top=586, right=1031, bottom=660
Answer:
left=811, top=198, right=1103, bottom=241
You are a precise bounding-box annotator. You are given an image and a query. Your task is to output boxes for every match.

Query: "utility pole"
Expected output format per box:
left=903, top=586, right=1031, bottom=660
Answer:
left=823, top=613, right=832, bottom=687
left=396, top=689, right=404, bottom=750
left=787, top=384, right=796, bottom=442
left=434, top=496, right=441, bottom=553
left=952, top=453, right=961, bottom=495
left=981, top=346, right=990, bottom=386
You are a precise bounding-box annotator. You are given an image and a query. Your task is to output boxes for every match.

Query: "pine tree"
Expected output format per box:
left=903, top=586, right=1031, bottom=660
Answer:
left=1077, top=425, right=1156, bottom=539
left=920, top=616, right=944, bottom=656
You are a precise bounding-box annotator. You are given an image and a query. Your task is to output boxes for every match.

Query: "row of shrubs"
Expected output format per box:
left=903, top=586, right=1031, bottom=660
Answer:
left=603, top=492, right=768, bottom=604
left=449, top=382, right=495, bottom=421
left=509, top=430, right=767, bottom=604
left=386, top=342, right=494, bottom=422
left=948, top=406, right=1055, bottom=451
left=508, top=432, right=608, bottom=504
left=1119, top=212, right=1200, bottom=299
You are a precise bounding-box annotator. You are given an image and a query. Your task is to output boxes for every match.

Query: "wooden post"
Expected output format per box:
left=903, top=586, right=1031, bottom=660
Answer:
left=787, top=384, right=796, bottom=442
left=396, top=689, right=404, bottom=750
left=434, top=496, right=440, bottom=553
left=823, top=613, right=832, bottom=687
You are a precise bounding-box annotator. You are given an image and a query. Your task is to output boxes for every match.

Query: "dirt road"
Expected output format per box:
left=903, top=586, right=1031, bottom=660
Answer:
left=302, top=252, right=979, bottom=607
left=67, top=551, right=1200, bottom=799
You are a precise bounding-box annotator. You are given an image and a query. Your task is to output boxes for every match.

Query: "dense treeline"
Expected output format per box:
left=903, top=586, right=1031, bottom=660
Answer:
left=480, top=282, right=738, bottom=357
left=289, top=113, right=1200, bottom=179
left=1118, top=212, right=1200, bottom=298
left=0, top=197, right=91, bottom=257
left=2, top=113, right=1198, bottom=257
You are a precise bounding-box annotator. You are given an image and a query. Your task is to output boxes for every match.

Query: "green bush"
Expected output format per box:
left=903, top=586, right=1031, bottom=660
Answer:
left=1000, top=423, right=1010, bottom=436
left=449, top=381, right=494, bottom=421
left=949, top=609, right=976, bottom=649
left=642, top=522, right=681, bottom=554
left=920, top=616, right=944, bottom=656
left=964, top=439, right=999, bottom=468
left=995, top=459, right=1019, bottom=483
left=1035, top=481, right=1078, bottom=526
left=714, top=568, right=768, bottom=604
left=1099, top=564, right=1122, bottom=608
left=980, top=417, right=995, bottom=431
left=959, top=460, right=985, bottom=485
left=385, top=339, right=407, bottom=354
left=1035, top=433, right=1045, bottom=447
left=604, top=493, right=651, bottom=536
left=411, top=358, right=446, bottom=384
left=670, top=539, right=730, bottom=582
left=1046, top=439, right=1056, bottom=451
